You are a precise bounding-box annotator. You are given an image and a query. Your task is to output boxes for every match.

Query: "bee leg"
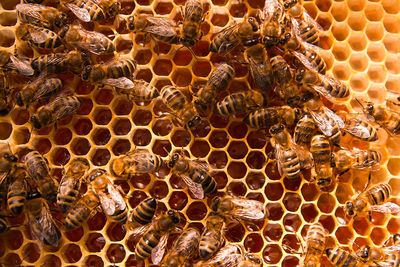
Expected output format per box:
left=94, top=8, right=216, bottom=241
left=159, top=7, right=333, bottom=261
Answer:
left=116, top=185, right=126, bottom=196
left=368, top=211, right=372, bottom=222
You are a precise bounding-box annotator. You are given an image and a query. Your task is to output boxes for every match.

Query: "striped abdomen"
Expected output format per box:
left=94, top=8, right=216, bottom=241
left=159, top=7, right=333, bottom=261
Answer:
left=270, top=55, right=292, bottom=85
left=131, top=198, right=157, bottom=225
left=366, top=183, right=391, bottom=206
left=381, top=253, right=400, bottom=267
left=199, top=229, right=223, bottom=260
left=190, top=168, right=217, bottom=195
left=76, top=0, right=105, bottom=21
left=321, top=79, right=349, bottom=99
left=304, top=223, right=327, bottom=264
left=294, top=113, right=315, bottom=146
left=299, top=22, right=319, bottom=46
left=384, top=112, right=400, bottom=135
left=52, top=96, right=81, bottom=120
left=326, top=247, right=361, bottom=267
left=208, top=63, right=235, bottom=94
left=7, top=175, right=27, bottom=215
left=31, top=54, right=67, bottom=73
left=136, top=153, right=163, bottom=173
left=305, top=50, right=326, bottom=74
left=25, top=150, right=51, bottom=180
left=136, top=230, right=162, bottom=260
left=354, top=150, right=381, bottom=168
left=57, top=176, right=80, bottom=213
left=160, top=86, right=186, bottom=111
left=32, top=27, right=62, bottom=49
left=65, top=191, right=99, bottom=230
left=310, top=135, right=331, bottom=164
left=215, top=93, right=246, bottom=116
left=108, top=59, right=136, bottom=79
left=244, top=108, right=279, bottom=128
left=345, top=119, right=378, bottom=142
left=281, top=149, right=301, bottom=180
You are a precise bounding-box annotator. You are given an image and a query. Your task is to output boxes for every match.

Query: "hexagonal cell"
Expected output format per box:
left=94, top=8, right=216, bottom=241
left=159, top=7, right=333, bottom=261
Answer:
left=190, top=140, right=210, bottom=158
left=386, top=77, right=400, bottom=93
left=263, top=244, right=282, bottom=264
left=316, top=13, right=332, bottom=31
left=382, top=0, right=400, bottom=14
left=347, top=12, right=367, bottom=31
left=301, top=203, right=319, bottom=222
left=225, top=221, right=245, bottom=242
left=85, top=233, right=106, bottom=252
left=353, top=216, right=371, bottom=236
left=0, top=29, right=15, bottom=47
left=51, top=147, right=70, bottom=166
left=172, top=68, right=193, bottom=87
left=135, top=68, right=153, bottom=82
left=264, top=182, right=284, bottom=201
left=12, top=127, right=30, bottom=145
left=132, top=109, right=153, bottom=126
left=192, top=60, right=212, bottom=77
left=349, top=53, right=369, bottom=72
left=22, top=242, right=40, bottom=264
left=370, top=227, right=388, bottom=246
left=91, top=128, right=111, bottom=145
left=383, top=35, right=400, bottom=54
left=319, top=215, right=336, bottom=233
left=62, top=244, right=82, bottom=263
left=246, top=151, right=266, bottom=169
left=350, top=73, right=369, bottom=92
left=106, top=244, right=126, bottom=264
left=154, top=0, right=173, bottom=15
left=93, top=107, right=112, bottom=125
left=0, top=11, right=16, bottom=26
left=282, top=193, right=301, bottom=212
left=73, top=118, right=93, bottom=135
left=227, top=161, right=247, bottom=178
left=227, top=141, right=248, bottom=159
left=186, top=201, right=207, bottom=220
left=112, top=139, right=131, bottom=156
left=317, top=193, right=336, bottom=214
left=149, top=180, right=169, bottom=199
left=10, top=108, right=29, bottom=125
left=331, top=22, right=350, bottom=41
left=168, top=191, right=188, bottom=210
left=32, top=138, right=51, bottom=155
left=94, top=88, right=114, bottom=105
left=90, top=148, right=111, bottom=166
left=332, top=43, right=351, bottom=61
left=153, top=59, right=173, bottom=76
left=210, top=9, right=229, bottom=27
left=367, top=64, right=387, bottom=83
left=229, top=2, right=247, bottom=17
left=116, top=36, right=133, bottom=54
left=228, top=181, right=247, bottom=196
left=263, top=223, right=283, bottom=242
left=4, top=230, right=23, bottom=250
left=245, top=172, right=265, bottom=190
left=385, top=55, right=400, bottom=74
left=244, top=233, right=263, bottom=253
left=71, top=137, right=91, bottom=155
left=228, top=121, right=248, bottom=139
left=365, top=2, right=384, bottom=21
left=0, top=122, right=12, bottom=140
left=335, top=226, right=354, bottom=245
left=77, top=97, right=93, bottom=115
left=331, top=2, right=348, bottom=22
left=134, top=48, right=152, bottom=65
left=208, top=150, right=228, bottom=169
left=112, top=97, right=133, bottom=115
left=365, top=23, right=385, bottom=42
left=152, top=119, right=172, bottom=136
left=209, top=130, right=229, bottom=148
left=152, top=139, right=171, bottom=157
left=84, top=255, right=104, bottom=267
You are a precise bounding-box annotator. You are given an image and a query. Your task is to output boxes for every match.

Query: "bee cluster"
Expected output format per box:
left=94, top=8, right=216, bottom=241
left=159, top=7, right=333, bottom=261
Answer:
left=0, top=0, right=399, bottom=266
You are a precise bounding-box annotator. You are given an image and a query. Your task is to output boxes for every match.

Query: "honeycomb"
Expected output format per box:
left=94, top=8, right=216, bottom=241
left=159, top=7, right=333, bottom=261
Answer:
left=0, top=0, right=399, bottom=266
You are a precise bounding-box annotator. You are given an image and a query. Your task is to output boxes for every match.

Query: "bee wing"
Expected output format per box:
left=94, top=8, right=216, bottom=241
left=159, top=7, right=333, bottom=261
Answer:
left=53, top=99, right=80, bottom=120
left=103, top=77, right=134, bottom=89
left=262, top=0, right=283, bottom=22
left=203, top=246, right=244, bottom=267
left=9, top=55, right=34, bottom=76
left=189, top=160, right=209, bottom=172
left=303, top=11, right=323, bottom=32
left=35, top=205, right=60, bottom=246
left=16, top=3, right=45, bottom=20
left=151, top=233, right=168, bottom=264
left=310, top=107, right=344, bottom=136
left=144, top=24, right=178, bottom=37
left=32, top=78, right=62, bottom=102
left=274, top=143, right=284, bottom=177
left=322, top=107, right=345, bottom=128
left=181, top=175, right=204, bottom=199
left=108, top=183, right=127, bottom=209
left=229, top=197, right=265, bottom=220
left=247, top=59, right=273, bottom=92
left=292, top=48, right=323, bottom=74
left=129, top=223, right=152, bottom=238
left=371, top=202, right=400, bottom=214
left=73, top=28, right=113, bottom=55
left=344, top=118, right=375, bottom=140
left=98, top=190, right=116, bottom=216
left=64, top=2, right=91, bottom=22
left=146, top=16, right=177, bottom=27
left=28, top=26, right=49, bottom=44
left=294, top=145, right=314, bottom=169
left=383, top=244, right=400, bottom=254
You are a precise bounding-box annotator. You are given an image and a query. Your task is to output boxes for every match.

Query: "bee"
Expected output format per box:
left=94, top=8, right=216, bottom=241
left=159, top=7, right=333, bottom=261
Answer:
left=295, top=68, right=350, bottom=101
left=386, top=94, right=400, bottom=112
left=310, top=135, right=333, bottom=188
left=294, top=113, right=316, bottom=147
left=325, top=247, right=363, bottom=267
left=284, top=0, right=322, bottom=46
left=238, top=254, right=263, bottom=267
left=343, top=117, right=378, bottom=142
left=210, top=195, right=265, bottom=221
left=0, top=49, right=34, bottom=76
left=31, top=50, right=90, bottom=74
left=302, top=92, right=344, bottom=144
left=16, top=3, right=68, bottom=30
left=62, top=0, right=105, bottom=22
left=81, top=58, right=136, bottom=88
left=162, top=228, right=201, bottom=267
left=199, top=214, right=225, bottom=260
left=210, top=17, right=259, bottom=54
left=127, top=14, right=181, bottom=45
left=65, top=190, right=100, bottom=230
left=59, top=25, right=115, bottom=55
left=0, top=143, right=18, bottom=181
left=345, top=182, right=400, bottom=220
left=331, top=149, right=382, bottom=175
left=260, top=0, right=285, bottom=47
left=95, top=0, right=121, bottom=17
left=26, top=198, right=62, bottom=247
left=24, top=150, right=59, bottom=201
left=360, top=100, right=400, bottom=136
left=109, top=149, right=164, bottom=178
left=16, top=75, right=63, bottom=107
left=244, top=44, right=273, bottom=92
left=128, top=198, right=157, bottom=229
left=135, top=210, right=180, bottom=264
left=160, top=85, right=201, bottom=129
left=181, top=0, right=204, bottom=48
left=214, top=90, right=265, bottom=116
left=356, top=234, right=400, bottom=266
left=89, top=169, right=128, bottom=223
left=168, top=153, right=217, bottom=199
left=194, top=63, right=235, bottom=112
left=16, top=24, right=62, bottom=49
left=7, top=166, right=28, bottom=215
left=269, top=123, right=313, bottom=180
left=270, top=55, right=292, bottom=86
left=196, top=243, right=248, bottom=267
left=276, top=80, right=303, bottom=107
left=244, top=106, right=301, bottom=129
left=117, top=80, right=159, bottom=101
left=0, top=71, right=10, bottom=115
left=300, top=222, right=328, bottom=267
left=30, top=95, right=81, bottom=129
left=57, top=158, right=90, bottom=213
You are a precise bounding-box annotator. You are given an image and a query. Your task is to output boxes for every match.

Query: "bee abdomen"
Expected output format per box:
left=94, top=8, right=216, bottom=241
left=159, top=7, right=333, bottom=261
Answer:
left=326, top=247, right=359, bottom=267
left=310, top=135, right=331, bottom=163
left=132, top=198, right=157, bottom=225
left=109, top=59, right=136, bottom=79
left=77, top=0, right=105, bottom=21
left=65, top=207, right=89, bottom=229
left=244, top=108, right=278, bottom=128
left=299, top=24, right=319, bottom=45
left=281, top=150, right=300, bottom=179
left=214, top=93, right=246, bottom=116
left=160, top=86, right=186, bottom=110
left=111, top=208, right=128, bottom=223
left=136, top=231, right=161, bottom=260
left=368, top=183, right=391, bottom=206
left=294, top=115, right=315, bottom=146
left=191, top=170, right=217, bottom=195
left=199, top=232, right=221, bottom=259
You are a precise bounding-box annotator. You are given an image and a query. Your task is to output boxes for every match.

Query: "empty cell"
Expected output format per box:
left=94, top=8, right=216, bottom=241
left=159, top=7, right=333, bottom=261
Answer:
left=365, top=23, right=385, bottom=42
left=225, top=221, right=245, bottom=242
left=331, top=2, right=348, bottom=21
left=348, top=32, right=368, bottom=51
left=386, top=77, right=400, bottom=93
left=213, top=171, right=228, bottom=189
left=263, top=244, right=282, bottom=264
left=172, top=68, right=192, bottom=86
left=346, top=0, right=366, bottom=11
left=244, top=233, right=263, bottom=253
left=229, top=3, right=247, bottom=17
left=192, top=60, right=211, bottom=77
left=227, top=181, right=247, bottom=196
left=349, top=53, right=369, bottom=72
left=350, top=73, right=369, bottom=92
left=364, top=2, right=384, bottom=21
left=316, top=13, right=333, bottom=31
left=149, top=180, right=169, bottom=199
left=53, top=128, right=72, bottom=145
left=22, top=243, right=40, bottom=263
left=227, top=141, right=248, bottom=159
left=0, top=12, right=16, bottom=26
left=171, top=129, right=191, bottom=147
left=367, top=64, right=387, bottom=83
left=12, top=128, right=30, bottom=145
left=132, top=109, right=152, bottom=126
left=319, top=34, right=334, bottom=50
left=387, top=157, right=400, bottom=176
left=71, top=138, right=91, bottom=155
left=265, top=161, right=281, bottom=181
left=62, top=244, right=82, bottom=263
left=152, top=119, right=172, bottom=136
left=190, top=140, right=210, bottom=157
left=116, top=36, right=133, bottom=54
left=152, top=139, right=171, bottom=156
left=301, top=203, right=318, bottom=222
left=113, top=97, right=133, bottom=115
left=210, top=10, right=229, bottom=27
left=112, top=118, right=132, bottom=135
left=209, top=114, right=229, bottom=129
left=168, top=191, right=188, bottom=210
left=106, top=244, right=126, bottom=264
left=173, top=50, right=193, bottom=66
left=263, top=223, right=283, bottom=242
left=347, top=12, right=367, bottom=31
left=383, top=35, right=400, bottom=54
left=332, top=43, right=351, bottom=61
left=384, top=15, right=400, bottom=34
left=112, top=139, right=131, bottom=156
left=227, top=161, right=247, bottom=178
left=153, top=59, right=172, bottom=76
left=154, top=1, right=173, bottom=15
left=186, top=201, right=207, bottom=220
left=385, top=55, right=400, bottom=74
left=87, top=212, right=107, bottom=231
left=367, top=43, right=386, bottom=62
left=0, top=29, right=14, bottom=47
left=32, top=138, right=51, bottom=155
left=331, top=22, right=350, bottom=41
left=91, top=149, right=111, bottom=166
left=316, top=0, right=332, bottom=11
left=382, top=0, right=400, bottom=14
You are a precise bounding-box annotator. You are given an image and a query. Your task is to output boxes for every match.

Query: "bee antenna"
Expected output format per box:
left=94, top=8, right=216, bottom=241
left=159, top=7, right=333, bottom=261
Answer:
left=355, top=98, right=365, bottom=109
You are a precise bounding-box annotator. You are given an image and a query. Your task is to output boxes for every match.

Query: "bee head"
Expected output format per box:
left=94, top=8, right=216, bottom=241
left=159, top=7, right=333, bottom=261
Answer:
left=295, top=68, right=305, bottom=83
left=301, top=91, right=315, bottom=103
left=167, top=210, right=180, bottom=224
left=81, top=65, right=92, bottom=81
left=284, top=0, right=298, bottom=9
left=58, top=25, right=69, bottom=38
left=30, top=115, right=42, bottom=129
left=168, top=153, right=179, bottom=168
left=365, top=102, right=374, bottom=114
left=280, top=33, right=292, bottom=45
left=188, top=116, right=201, bottom=129
left=293, top=108, right=302, bottom=123
left=55, top=13, right=68, bottom=28
left=16, top=92, right=24, bottom=107
left=270, top=123, right=284, bottom=135
left=356, top=246, right=370, bottom=259
left=247, top=17, right=259, bottom=32
left=109, top=2, right=121, bottom=17
left=4, top=153, right=17, bottom=163
left=345, top=201, right=354, bottom=216
left=263, top=36, right=279, bottom=48
left=127, top=16, right=135, bottom=31
left=394, top=233, right=400, bottom=244
left=180, top=37, right=195, bottom=48
left=210, top=197, right=220, bottom=212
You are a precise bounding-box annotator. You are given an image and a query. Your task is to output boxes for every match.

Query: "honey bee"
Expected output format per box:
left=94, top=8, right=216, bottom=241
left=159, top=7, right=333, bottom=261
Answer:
left=135, top=210, right=180, bottom=264
left=343, top=117, right=378, bottom=142
left=181, top=0, right=204, bottom=48
left=276, top=80, right=303, bottom=107
left=117, top=79, right=159, bottom=101
left=16, top=3, right=68, bottom=30
left=356, top=234, right=400, bottom=266
left=345, top=182, right=400, bottom=220
left=128, top=198, right=157, bottom=229
left=310, top=135, right=333, bottom=188
left=0, top=49, right=34, bottom=76
left=59, top=25, right=115, bottom=55
left=26, top=198, right=62, bottom=247
left=325, top=247, right=363, bottom=267
left=360, top=100, right=400, bottom=136
left=386, top=94, right=400, bottom=112
left=210, top=17, right=259, bottom=54
left=194, top=63, right=235, bottom=112
left=65, top=190, right=100, bottom=230
left=270, top=55, right=292, bottom=86
left=300, top=222, right=328, bottom=267
left=127, top=14, right=181, bottom=45
left=57, top=158, right=90, bottom=213
left=162, top=227, right=201, bottom=267
left=168, top=153, right=217, bottom=199
left=30, top=95, right=81, bottom=129
left=89, top=169, right=128, bottom=223
left=214, top=90, right=265, bottom=116
left=7, top=166, right=28, bottom=215
left=0, top=143, right=18, bottom=182
left=16, top=75, right=63, bottom=107
left=294, top=113, right=316, bottom=147
left=196, top=243, right=248, bottom=267
left=0, top=71, right=10, bottom=115
left=295, top=68, right=350, bottom=101
left=199, top=214, right=225, bottom=260
left=24, top=150, right=59, bottom=201
left=16, top=24, right=62, bottom=49
left=95, top=0, right=121, bottom=18
left=302, top=92, right=344, bottom=144
left=284, top=0, right=322, bottom=46
left=210, top=195, right=265, bottom=221
left=244, top=44, right=273, bottom=92
left=269, top=123, right=313, bottom=180
left=260, top=0, right=285, bottom=48
left=331, top=149, right=382, bottom=175
left=62, top=0, right=105, bottom=22
left=81, top=58, right=136, bottom=88
left=110, top=149, right=164, bottom=178
left=244, top=106, right=301, bottom=129
left=239, top=255, right=263, bottom=267
left=31, top=50, right=90, bottom=75
left=160, top=85, right=201, bottom=129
